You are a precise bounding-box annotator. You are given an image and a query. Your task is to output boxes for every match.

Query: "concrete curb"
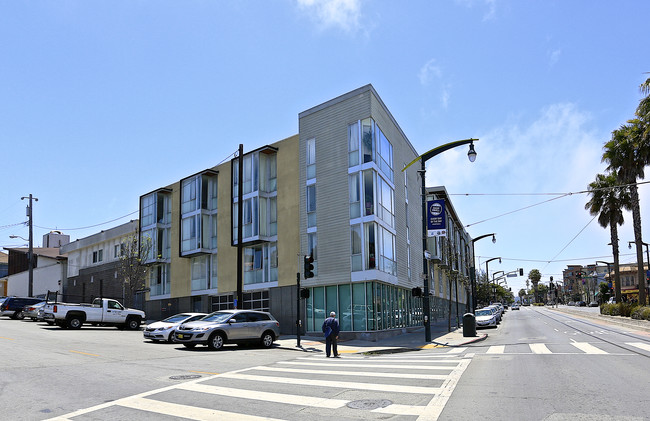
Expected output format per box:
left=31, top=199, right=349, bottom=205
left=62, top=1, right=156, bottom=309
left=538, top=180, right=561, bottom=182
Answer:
left=431, top=333, right=488, bottom=347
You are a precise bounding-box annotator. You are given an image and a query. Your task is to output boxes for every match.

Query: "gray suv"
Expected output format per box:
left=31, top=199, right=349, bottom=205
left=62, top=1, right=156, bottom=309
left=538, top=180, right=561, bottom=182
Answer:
left=174, top=309, right=280, bottom=350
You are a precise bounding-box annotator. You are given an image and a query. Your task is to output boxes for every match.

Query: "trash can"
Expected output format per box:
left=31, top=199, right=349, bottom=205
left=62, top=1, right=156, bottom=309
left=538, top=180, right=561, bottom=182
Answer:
left=462, top=313, right=476, bottom=337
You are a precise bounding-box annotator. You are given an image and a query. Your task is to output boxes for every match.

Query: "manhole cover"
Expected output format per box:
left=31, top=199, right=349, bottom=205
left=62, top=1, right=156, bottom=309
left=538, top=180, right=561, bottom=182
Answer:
left=346, top=399, right=392, bottom=410
left=169, top=374, right=202, bottom=380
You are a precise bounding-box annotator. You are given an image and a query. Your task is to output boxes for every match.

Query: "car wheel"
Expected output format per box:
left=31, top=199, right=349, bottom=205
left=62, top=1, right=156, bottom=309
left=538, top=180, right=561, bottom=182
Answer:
left=207, top=332, right=225, bottom=350
left=67, top=316, right=83, bottom=329
left=183, top=343, right=197, bottom=349
left=260, top=331, right=275, bottom=348
left=167, top=331, right=176, bottom=343
left=31, top=317, right=37, bottom=322
left=125, top=317, right=141, bottom=330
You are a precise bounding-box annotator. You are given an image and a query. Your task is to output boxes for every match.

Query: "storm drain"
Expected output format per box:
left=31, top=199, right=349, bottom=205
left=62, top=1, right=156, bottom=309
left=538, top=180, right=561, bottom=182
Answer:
left=346, top=399, right=392, bottom=410
left=169, top=374, right=202, bottom=381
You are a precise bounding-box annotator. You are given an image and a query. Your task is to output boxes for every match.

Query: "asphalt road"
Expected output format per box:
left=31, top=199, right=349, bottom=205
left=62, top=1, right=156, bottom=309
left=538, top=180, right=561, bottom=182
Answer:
left=1, top=307, right=649, bottom=420
left=441, top=306, right=650, bottom=420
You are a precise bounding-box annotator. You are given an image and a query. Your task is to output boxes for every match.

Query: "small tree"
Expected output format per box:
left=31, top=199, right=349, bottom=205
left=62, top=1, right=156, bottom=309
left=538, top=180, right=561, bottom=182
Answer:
left=116, top=233, right=152, bottom=309
left=528, top=269, right=542, bottom=303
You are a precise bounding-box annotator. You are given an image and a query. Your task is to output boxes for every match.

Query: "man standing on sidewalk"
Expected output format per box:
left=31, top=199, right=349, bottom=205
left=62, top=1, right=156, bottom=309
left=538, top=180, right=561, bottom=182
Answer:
left=322, top=311, right=340, bottom=357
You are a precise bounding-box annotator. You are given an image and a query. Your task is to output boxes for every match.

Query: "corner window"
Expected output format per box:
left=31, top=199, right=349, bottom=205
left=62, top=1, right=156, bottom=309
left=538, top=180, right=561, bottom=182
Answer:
left=306, top=138, right=316, bottom=180
left=307, top=184, right=316, bottom=228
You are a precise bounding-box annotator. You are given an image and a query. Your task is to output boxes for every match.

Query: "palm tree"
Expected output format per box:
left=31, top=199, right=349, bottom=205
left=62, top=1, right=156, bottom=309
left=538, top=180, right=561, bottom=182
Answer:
left=603, top=121, right=650, bottom=305
left=636, top=75, right=650, bottom=135
left=585, top=172, right=630, bottom=303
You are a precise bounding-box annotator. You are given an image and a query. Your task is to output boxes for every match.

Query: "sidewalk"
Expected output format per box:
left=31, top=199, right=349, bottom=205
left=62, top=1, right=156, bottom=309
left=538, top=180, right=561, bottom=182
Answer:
left=275, top=319, right=488, bottom=355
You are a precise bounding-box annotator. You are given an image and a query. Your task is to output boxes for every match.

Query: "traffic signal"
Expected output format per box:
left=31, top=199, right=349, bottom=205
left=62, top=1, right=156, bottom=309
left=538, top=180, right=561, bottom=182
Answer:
left=300, top=288, right=310, bottom=299
left=411, top=287, right=422, bottom=297
left=519, top=268, right=524, bottom=276
left=303, top=255, right=314, bottom=279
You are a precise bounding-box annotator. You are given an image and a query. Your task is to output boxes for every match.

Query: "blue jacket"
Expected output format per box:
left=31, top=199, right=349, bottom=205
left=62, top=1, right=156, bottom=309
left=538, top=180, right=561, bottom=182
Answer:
left=322, top=316, right=340, bottom=337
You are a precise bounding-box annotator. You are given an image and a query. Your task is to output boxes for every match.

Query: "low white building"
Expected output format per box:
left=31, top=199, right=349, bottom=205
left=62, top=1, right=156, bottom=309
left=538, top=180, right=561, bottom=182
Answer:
left=4, top=248, right=66, bottom=298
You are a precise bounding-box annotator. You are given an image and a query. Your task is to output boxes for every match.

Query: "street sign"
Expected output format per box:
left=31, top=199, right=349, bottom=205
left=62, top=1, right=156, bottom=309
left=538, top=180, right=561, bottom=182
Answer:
left=427, top=199, right=446, bottom=237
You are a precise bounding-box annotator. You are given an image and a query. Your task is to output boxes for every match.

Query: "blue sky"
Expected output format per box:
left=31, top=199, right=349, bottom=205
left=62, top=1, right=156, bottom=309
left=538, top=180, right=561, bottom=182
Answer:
left=2, top=0, right=649, bottom=295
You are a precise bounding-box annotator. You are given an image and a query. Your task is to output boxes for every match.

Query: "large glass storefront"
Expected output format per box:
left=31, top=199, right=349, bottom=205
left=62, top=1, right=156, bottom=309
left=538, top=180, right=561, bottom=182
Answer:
left=304, top=281, right=424, bottom=332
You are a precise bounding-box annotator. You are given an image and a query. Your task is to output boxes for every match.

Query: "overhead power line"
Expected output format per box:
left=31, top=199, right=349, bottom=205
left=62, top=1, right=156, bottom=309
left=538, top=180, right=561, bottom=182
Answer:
left=35, top=210, right=139, bottom=231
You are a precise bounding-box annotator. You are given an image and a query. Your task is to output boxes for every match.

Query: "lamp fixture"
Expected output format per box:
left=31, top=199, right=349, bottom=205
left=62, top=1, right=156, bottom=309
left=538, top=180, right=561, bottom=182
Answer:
left=467, top=142, right=477, bottom=162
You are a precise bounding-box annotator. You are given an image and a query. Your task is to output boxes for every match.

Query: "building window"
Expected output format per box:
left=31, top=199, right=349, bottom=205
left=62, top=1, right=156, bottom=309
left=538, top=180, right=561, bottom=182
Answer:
left=182, top=215, right=198, bottom=252
left=349, top=173, right=361, bottom=219
left=348, top=122, right=359, bottom=167
left=92, top=249, right=103, bottom=264
left=365, top=223, right=376, bottom=270
left=377, top=175, right=394, bottom=228
left=306, top=138, right=316, bottom=180
left=377, top=128, right=394, bottom=182
left=306, top=184, right=316, bottom=228
left=181, top=176, right=198, bottom=214
left=243, top=242, right=278, bottom=285
left=191, top=255, right=209, bottom=291
left=149, top=263, right=170, bottom=296
left=351, top=224, right=363, bottom=272
left=181, top=172, right=218, bottom=255
left=362, top=118, right=374, bottom=164
left=363, top=169, right=375, bottom=216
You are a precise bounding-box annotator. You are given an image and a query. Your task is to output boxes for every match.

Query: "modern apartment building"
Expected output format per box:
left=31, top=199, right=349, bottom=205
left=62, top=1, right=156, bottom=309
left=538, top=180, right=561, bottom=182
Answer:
left=139, top=85, right=469, bottom=337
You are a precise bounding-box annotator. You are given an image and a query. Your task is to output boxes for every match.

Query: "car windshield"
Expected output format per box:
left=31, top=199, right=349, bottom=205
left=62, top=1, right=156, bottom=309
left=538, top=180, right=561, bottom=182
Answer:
left=162, top=314, right=194, bottom=323
left=476, top=310, right=491, bottom=317
left=201, top=312, right=233, bottom=323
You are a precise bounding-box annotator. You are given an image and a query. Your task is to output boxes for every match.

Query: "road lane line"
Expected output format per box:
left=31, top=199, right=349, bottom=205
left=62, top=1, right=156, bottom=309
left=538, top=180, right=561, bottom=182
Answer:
left=255, top=366, right=449, bottom=380
left=118, top=397, right=284, bottom=421
left=571, top=342, right=608, bottom=354
left=179, top=383, right=349, bottom=408
left=218, top=372, right=441, bottom=394
left=277, top=361, right=460, bottom=370
left=529, top=343, right=552, bottom=354
left=69, top=350, right=100, bottom=357
left=486, top=345, right=505, bottom=354
left=0, top=336, right=15, bottom=340
left=626, top=342, right=650, bottom=352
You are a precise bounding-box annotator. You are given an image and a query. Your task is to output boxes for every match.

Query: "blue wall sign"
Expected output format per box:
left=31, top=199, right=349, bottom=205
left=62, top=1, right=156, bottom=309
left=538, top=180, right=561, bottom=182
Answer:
left=427, top=199, right=446, bottom=237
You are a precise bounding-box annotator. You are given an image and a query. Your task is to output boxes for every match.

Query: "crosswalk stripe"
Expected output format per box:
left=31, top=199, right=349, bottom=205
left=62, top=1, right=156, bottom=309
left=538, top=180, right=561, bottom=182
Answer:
left=118, top=397, right=283, bottom=421
left=486, top=345, right=505, bottom=354
left=277, top=361, right=459, bottom=370
left=571, top=342, right=608, bottom=354
left=218, top=372, right=441, bottom=394
left=178, top=383, right=349, bottom=408
left=626, top=342, right=650, bottom=352
left=446, top=347, right=467, bottom=354
left=529, top=343, right=552, bottom=354
left=253, top=366, right=449, bottom=380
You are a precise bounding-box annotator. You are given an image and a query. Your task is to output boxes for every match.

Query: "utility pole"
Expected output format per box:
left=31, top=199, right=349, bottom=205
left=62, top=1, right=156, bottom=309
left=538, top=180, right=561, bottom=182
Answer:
left=21, top=194, right=38, bottom=297
left=236, top=144, right=244, bottom=308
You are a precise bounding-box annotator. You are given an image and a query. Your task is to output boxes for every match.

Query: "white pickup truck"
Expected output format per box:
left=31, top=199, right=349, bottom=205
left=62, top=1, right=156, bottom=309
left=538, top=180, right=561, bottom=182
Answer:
left=43, top=297, right=145, bottom=330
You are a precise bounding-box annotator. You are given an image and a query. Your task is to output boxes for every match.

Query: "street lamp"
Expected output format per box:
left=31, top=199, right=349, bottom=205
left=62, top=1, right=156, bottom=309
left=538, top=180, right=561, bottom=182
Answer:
left=596, top=260, right=613, bottom=302
left=403, top=138, right=479, bottom=342
left=628, top=241, right=650, bottom=269
left=485, top=257, right=502, bottom=282
left=628, top=240, right=649, bottom=305
left=470, top=233, right=496, bottom=313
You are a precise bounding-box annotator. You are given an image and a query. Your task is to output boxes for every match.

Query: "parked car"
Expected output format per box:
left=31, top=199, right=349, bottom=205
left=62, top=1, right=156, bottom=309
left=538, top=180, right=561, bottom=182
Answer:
left=568, top=301, right=575, bottom=306
left=22, top=301, right=46, bottom=321
left=511, top=304, right=520, bottom=310
left=174, top=309, right=280, bottom=350
left=475, top=308, right=497, bottom=328
left=485, top=305, right=502, bottom=322
left=143, top=312, right=207, bottom=343
left=481, top=306, right=501, bottom=323
left=0, top=297, right=44, bottom=319
left=588, top=301, right=599, bottom=307
left=576, top=301, right=587, bottom=307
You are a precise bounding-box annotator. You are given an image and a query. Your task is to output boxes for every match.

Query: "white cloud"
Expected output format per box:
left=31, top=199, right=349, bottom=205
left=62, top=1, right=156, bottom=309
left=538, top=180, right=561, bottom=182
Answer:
left=455, top=0, right=498, bottom=22
left=548, top=48, right=561, bottom=67
left=418, top=59, right=442, bottom=86
left=296, top=0, right=362, bottom=33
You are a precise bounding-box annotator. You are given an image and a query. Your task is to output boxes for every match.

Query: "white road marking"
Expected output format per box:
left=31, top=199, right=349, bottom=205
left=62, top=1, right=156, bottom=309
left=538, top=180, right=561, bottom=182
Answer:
left=529, top=343, right=552, bottom=354
left=254, top=365, right=449, bottom=380
left=446, top=347, right=467, bottom=354
left=218, top=372, right=441, bottom=394
left=571, top=342, right=608, bottom=354
left=626, top=342, right=650, bottom=352
left=486, top=345, right=505, bottom=354
left=178, top=383, right=348, bottom=408
left=118, top=397, right=284, bottom=421
left=414, top=358, right=472, bottom=420
left=277, top=361, right=460, bottom=370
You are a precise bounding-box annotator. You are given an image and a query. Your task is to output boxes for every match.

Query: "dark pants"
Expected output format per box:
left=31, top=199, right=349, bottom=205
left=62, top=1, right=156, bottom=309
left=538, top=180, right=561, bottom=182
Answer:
left=325, top=335, right=338, bottom=357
